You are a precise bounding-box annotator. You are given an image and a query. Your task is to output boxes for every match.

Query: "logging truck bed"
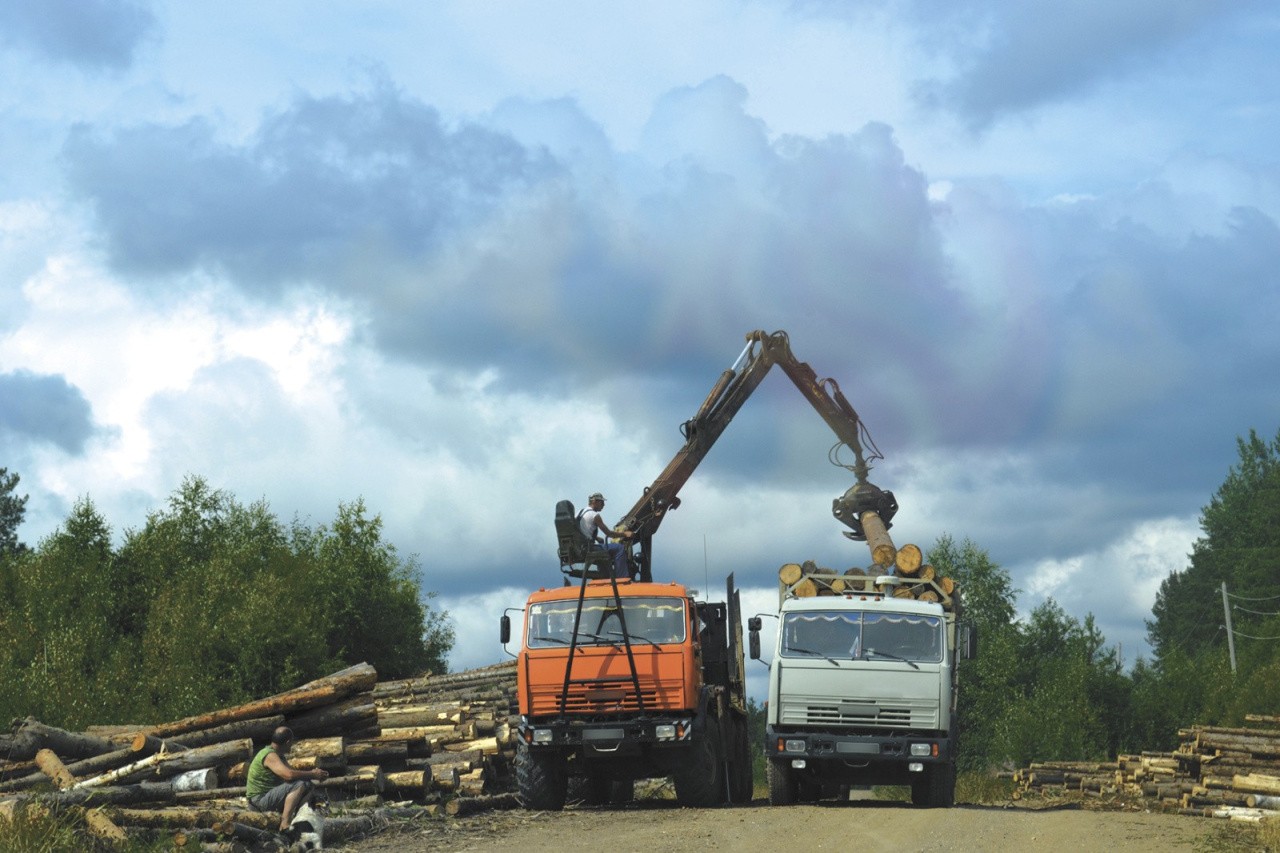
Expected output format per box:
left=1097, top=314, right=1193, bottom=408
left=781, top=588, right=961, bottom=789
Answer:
left=340, top=799, right=1229, bottom=853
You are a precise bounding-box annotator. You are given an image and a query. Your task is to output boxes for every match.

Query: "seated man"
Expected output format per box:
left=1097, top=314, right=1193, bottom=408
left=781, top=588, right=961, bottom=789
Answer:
left=578, top=492, right=634, bottom=579
left=245, top=726, right=329, bottom=839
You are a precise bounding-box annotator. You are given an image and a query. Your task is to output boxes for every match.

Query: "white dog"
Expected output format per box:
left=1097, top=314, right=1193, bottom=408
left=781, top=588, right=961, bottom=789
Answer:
left=288, top=800, right=325, bottom=850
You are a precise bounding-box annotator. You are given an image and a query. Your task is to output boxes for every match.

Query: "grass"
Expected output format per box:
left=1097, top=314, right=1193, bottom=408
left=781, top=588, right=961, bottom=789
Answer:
left=0, top=809, right=172, bottom=853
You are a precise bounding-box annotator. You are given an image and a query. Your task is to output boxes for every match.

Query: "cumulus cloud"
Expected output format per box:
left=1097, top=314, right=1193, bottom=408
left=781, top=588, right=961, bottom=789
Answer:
left=0, top=0, right=155, bottom=71
left=0, top=370, right=95, bottom=453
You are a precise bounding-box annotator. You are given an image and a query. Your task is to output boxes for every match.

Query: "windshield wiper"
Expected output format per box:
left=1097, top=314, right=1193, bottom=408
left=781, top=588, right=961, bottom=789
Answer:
left=864, top=648, right=919, bottom=670
left=607, top=630, right=659, bottom=647
left=575, top=631, right=623, bottom=649
left=788, top=645, right=841, bottom=666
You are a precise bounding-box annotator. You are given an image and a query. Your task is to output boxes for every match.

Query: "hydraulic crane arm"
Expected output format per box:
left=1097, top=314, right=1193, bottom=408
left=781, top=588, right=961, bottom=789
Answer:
left=617, top=329, right=899, bottom=583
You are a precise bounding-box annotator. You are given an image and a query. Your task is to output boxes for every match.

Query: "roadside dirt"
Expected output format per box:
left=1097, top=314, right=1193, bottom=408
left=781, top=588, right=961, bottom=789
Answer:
left=336, top=798, right=1245, bottom=853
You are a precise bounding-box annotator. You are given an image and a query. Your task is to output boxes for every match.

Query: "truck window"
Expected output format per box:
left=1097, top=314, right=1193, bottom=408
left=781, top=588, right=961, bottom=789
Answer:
left=527, top=597, right=688, bottom=648
left=780, top=613, right=861, bottom=659
left=861, top=613, right=942, bottom=663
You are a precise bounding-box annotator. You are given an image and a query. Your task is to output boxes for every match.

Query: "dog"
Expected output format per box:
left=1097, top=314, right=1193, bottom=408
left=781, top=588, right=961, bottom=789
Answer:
left=286, top=800, right=325, bottom=850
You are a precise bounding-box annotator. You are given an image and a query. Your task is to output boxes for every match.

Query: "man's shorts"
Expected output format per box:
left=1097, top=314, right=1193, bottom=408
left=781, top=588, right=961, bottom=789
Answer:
left=249, top=780, right=313, bottom=812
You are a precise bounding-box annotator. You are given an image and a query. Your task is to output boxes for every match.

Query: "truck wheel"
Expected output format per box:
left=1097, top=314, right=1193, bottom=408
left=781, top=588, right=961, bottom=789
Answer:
left=911, top=764, right=955, bottom=808
left=516, top=743, right=568, bottom=811
left=929, top=763, right=956, bottom=807
left=673, top=715, right=725, bottom=806
left=610, top=779, right=635, bottom=804
left=766, top=758, right=796, bottom=806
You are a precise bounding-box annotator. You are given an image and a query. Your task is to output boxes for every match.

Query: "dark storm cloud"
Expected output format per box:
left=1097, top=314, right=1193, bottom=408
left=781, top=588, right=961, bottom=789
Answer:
left=62, top=85, right=559, bottom=285
left=0, top=0, right=154, bottom=71
left=0, top=371, right=95, bottom=453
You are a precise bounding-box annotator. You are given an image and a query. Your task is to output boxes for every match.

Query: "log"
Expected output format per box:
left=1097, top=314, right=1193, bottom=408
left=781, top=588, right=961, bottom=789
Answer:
left=73, top=738, right=254, bottom=789
left=345, top=740, right=409, bottom=764
left=778, top=563, right=803, bottom=585
left=109, top=805, right=274, bottom=831
left=1232, top=773, right=1280, bottom=795
left=321, top=812, right=389, bottom=844
left=444, top=736, right=500, bottom=755
left=171, top=769, right=219, bottom=793
left=895, top=543, right=922, bottom=576
left=136, top=662, right=377, bottom=739
left=288, top=699, right=377, bottom=737
left=144, top=715, right=284, bottom=752
left=287, top=736, right=346, bottom=763
left=919, top=565, right=936, bottom=582
left=9, top=781, right=177, bottom=809
left=82, top=807, right=129, bottom=843
left=34, top=749, right=77, bottom=790
left=790, top=578, right=817, bottom=598
left=859, top=510, right=896, bottom=567
left=445, top=791, right=521, bottom=817
left=4, top=718, right=118, bottom=761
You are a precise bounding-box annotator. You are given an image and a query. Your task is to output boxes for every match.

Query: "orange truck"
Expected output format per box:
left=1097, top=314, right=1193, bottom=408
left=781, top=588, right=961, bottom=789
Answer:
left=501, top=573, right=751, bottom=809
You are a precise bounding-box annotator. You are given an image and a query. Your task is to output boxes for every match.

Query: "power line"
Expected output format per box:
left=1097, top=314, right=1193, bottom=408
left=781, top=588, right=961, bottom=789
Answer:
left=1231, top=629, right=1280, bottom=641
left=1232, top=604, right=1280, bottom=617
left=1224, top=589, right=1280, bottom=602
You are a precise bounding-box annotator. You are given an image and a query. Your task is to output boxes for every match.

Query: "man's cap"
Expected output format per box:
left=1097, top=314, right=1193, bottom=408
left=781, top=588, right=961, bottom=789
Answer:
left=589, top=492, right=605, bottom=502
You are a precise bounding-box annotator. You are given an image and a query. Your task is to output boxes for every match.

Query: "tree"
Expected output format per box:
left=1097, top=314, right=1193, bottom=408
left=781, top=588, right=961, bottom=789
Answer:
left=1148, top=428, right=1280, bottom=660
left=0, top=467, right=29, bottom=557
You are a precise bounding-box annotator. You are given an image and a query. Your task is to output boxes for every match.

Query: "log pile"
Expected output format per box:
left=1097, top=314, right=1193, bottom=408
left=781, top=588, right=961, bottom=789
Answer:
left=0, top=660, right=521, bottom=849
left=1010, top=715, right=1280, bottom=822
left=777, top=544, right=957, bottom=604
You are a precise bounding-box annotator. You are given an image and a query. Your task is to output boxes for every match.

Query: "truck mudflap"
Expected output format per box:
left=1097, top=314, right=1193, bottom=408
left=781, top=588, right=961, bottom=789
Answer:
left=766, top=725, right=951, bottom=771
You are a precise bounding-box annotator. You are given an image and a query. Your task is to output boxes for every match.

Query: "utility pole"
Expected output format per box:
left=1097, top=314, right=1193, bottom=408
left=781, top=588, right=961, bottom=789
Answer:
left=1222, top=582, right=1237, bottom=673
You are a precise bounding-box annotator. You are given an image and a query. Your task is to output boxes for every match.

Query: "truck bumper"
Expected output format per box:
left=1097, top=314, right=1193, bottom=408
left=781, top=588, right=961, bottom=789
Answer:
left=765, top=725, right=952, bottom=784
left=518, top=715, right=694, bottom=752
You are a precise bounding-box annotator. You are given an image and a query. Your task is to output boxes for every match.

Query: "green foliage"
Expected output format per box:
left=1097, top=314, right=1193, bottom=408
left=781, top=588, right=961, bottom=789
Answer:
left=0, top=474, right=455, bottom=729
left=0, top=466, right=29, bottom=557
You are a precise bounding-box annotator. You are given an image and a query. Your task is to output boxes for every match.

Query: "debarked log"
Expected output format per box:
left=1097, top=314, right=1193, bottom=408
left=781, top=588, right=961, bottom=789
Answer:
left=73, top=739, right=254, bottom=789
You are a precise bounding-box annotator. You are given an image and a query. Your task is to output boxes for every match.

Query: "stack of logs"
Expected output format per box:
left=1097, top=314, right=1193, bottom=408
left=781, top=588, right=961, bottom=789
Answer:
left=0, top=659, right=521, bottom=849
left=1010, top=714, right=1280, bottom=823
left=778, top=542, right=957, bottom=603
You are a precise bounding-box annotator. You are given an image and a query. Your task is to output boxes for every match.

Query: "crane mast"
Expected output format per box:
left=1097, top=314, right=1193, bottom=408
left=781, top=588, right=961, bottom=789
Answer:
left=617, top=329, right=898, bottom=583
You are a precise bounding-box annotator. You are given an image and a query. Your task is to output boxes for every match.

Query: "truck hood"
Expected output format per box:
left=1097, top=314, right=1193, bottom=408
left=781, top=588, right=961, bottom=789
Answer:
left=775, top=660, right=945, bottom=730
left=520, top=646, right=692, bottom=716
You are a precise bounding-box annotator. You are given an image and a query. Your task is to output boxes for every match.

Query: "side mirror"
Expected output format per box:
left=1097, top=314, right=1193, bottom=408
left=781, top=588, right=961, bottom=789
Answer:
left=500, top=614, right=511, bottom=645
left=748, top=616, right=762, bottom=660
left=959, top=623, right=978, bottom=660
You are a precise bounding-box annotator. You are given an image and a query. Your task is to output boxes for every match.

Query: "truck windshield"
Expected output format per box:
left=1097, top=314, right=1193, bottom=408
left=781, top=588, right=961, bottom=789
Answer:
left=526, top=597, right=687, bottom=649
left=781, top=611, right=942, bottom=663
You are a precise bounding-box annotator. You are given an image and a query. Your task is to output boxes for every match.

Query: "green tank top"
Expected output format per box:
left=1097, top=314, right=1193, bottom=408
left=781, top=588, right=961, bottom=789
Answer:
left=245, top=745, right=284, bottom=799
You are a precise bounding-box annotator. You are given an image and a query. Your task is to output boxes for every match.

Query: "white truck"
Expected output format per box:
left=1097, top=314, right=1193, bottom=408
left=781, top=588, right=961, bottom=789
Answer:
left=749, top=569, right=976, bottom=807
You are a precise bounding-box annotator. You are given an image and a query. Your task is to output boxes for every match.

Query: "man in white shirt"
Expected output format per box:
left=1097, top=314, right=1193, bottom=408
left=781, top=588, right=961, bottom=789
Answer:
left=578, top=492, right=633, bottom=578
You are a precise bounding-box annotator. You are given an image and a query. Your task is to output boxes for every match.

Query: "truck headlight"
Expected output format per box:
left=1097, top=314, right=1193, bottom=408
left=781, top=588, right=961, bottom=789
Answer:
left=910, top=743, right=933, bottom=756
left=784, top=739, right=806, bottom=753
left=532, top=729, right=553, bottom=744
left=655, top=724, right=676, bottom=741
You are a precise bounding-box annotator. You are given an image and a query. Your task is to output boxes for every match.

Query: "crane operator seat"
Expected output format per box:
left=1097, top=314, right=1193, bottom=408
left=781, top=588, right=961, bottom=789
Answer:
left=554, top=499, right=612, bottom=580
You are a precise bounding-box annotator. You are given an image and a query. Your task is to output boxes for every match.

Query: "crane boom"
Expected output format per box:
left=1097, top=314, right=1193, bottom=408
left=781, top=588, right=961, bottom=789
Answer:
left=617, top=329, right=898, bottom=583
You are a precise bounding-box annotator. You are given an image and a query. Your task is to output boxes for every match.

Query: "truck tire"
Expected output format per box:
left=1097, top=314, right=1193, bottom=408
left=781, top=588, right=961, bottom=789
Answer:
left=766, top=757, right=796, bottom=806
left=516, top=743, right=568, bottom=811
left=911, top=763, right=955, bottom=808
left=610, top=779, right=635, bottom=804
left=673, top=715, right=725, bottom=806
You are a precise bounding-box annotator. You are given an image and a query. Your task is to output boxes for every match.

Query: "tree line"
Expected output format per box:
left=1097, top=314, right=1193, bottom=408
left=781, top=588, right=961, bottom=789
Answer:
left=0, top=473, right=454, bottom=731
left=2, top=427, right=1277, bottom=768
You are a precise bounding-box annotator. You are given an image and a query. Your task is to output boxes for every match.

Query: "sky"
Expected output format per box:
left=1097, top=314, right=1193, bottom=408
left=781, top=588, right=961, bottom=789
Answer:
left=2, top=1, right=1278, bottom=692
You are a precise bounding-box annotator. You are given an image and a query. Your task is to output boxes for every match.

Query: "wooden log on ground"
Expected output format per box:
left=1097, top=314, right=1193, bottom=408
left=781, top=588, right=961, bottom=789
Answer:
left=4, top=718, right=118, bottom=761
left=1232, top=773, right=1280, bottom=795
left=73, top=738, right=254, bottom=789
left=146, top=715, right=284, bottom=752
left=81, top=807, right=129, bottom=843
left=444, top=736, right=500, bottom=755
left=445, top=791, right=522, bottom=816
left=136, top=662, right=377, bottom=739
left=34, top=749, right=78, bottom=790
left=370, top=662, right=515, bottom=700
left=109, top=805, right=275, bottom=831
left=288, top=699, right=377, bottom=737
left=321, top=812, right=389, bottom=845
left=9, top=781, right=177, bottom=809
left=345, top=740, right=409, bottom=764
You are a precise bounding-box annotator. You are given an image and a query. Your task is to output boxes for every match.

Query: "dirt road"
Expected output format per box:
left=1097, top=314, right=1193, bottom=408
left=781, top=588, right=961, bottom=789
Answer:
left=340, top=799, right=1242, bottom=853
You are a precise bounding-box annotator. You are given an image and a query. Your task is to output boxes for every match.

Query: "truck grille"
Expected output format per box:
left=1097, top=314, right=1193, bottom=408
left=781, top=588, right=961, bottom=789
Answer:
left=528, top=678, right=682, bottom=716
left=781, top=699, right=938, bottom=730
